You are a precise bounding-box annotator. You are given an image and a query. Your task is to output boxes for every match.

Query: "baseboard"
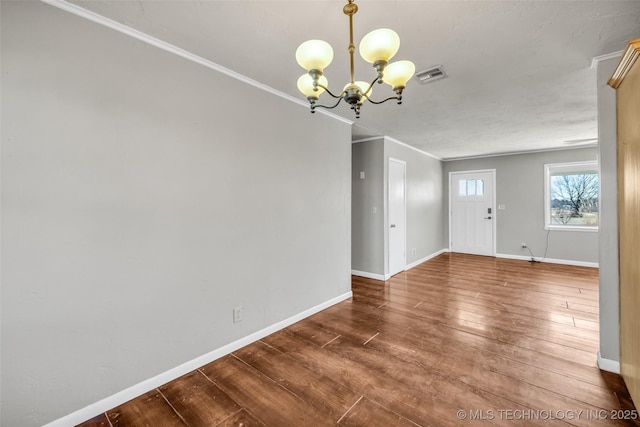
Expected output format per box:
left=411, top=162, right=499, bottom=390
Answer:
left=597, top=351, right=621, bottom=374
left=495, top=253, right=599, bottom=268
left=351, top=270, right=388, bottom=281
left=43, top=291, right=353, bottom=427
left=406, top=248, right=448, bottom=270
left=352, top=249, right=449, bottom=281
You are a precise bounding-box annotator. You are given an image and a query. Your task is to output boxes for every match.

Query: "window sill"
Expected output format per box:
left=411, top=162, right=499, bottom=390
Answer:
left=544, top=225, right=599, bottom=232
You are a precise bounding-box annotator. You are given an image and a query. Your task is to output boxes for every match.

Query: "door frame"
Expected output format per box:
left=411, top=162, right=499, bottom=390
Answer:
left=387, top=157, right=407, bottom=277
left=448, top=169, right=497, bottom=256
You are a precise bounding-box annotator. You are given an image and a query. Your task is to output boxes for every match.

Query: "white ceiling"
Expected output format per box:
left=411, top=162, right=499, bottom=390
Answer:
left=68, top=0, right=640, bottom=159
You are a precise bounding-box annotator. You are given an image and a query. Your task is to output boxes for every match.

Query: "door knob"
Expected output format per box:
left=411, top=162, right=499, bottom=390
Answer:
left=484, top=216, right=492, bottom=219
left=390, top=224, right=396, bottom=228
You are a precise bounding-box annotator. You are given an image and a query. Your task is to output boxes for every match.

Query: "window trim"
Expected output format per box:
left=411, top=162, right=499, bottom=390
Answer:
left=544, top=161, right=599, bottom=232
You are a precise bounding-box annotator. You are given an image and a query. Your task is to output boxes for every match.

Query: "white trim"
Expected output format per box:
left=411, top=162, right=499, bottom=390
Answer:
left=448, top=169, right=497, bottom=256
left=352, top=136, right=384, bottom=144
left=351, top=270, right=389, bottom=281
left=496, top=253, right=599, bottom=268
left=443, top=144, right=598, bottom=162
left=544, top=225, right=599, bottom=233
left=39, top=0, right=353, bottom=126
left=491, top=169, right=497, bottom=256
left=591, top=51, right=624, bottom=69
left=352, top=136, right=442, bottom=161
left=544, top=161, right=599, bottom=231
left=405, top=248, right=448, bottom=270
left=448, top=173, right=452, bottom=252
left=384, top=136, right=442, bottom=161
left=42, top=291, right=352, bottom=427
left=597, top=352, right=621, bottom=374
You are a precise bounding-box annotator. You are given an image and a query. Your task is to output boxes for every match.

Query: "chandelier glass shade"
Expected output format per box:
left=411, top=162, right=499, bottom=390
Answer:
left=295, top=0, right=415, bottom=118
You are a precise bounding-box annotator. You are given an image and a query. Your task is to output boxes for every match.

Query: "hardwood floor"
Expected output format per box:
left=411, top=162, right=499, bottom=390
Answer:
left=78, top=253, right=639, bottom=426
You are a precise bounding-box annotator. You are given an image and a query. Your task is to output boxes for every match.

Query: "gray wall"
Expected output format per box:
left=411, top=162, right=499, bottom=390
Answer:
left=597, top=57, right=620, bottom=363
left=351, top=138, right=445, bottom=276
left=352, top=139, right=385, bottom=275
left=443, top=148, right=599, bottom=264
left=384, top=139, right=445, bottom=271
left=1, top=2, right=351, bottom=425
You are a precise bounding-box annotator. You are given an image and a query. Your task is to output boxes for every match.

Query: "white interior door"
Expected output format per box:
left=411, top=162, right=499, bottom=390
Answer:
left=389, top=159, right=406, bottom=276
left=450, top=170, right=495, bottom=256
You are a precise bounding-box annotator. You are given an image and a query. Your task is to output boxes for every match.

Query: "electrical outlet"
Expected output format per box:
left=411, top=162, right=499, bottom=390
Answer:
left=411, top=248, right=417, bottom=255
left=521, top=243, right=527, bottom=248
left=233, top=306, right=243, bottom=323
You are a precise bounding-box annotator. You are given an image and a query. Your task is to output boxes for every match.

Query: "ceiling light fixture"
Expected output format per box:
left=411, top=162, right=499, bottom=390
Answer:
left=295, top=0, right=415, bottom=119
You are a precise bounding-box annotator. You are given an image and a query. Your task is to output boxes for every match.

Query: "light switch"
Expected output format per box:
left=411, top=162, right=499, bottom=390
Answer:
left=498, top=204, right=506, bottom=210
left=360, top=171, right=365, bottom=179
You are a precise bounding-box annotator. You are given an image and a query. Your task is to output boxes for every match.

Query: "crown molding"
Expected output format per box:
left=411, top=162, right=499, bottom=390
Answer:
left=39, top=0, right=353, bottom=126
left=590, top=50, right=623, bottom=69
left=442, top=143, right=598, bottom=162
left=608, top=38, right=640, bottom=89
left=383, top=136, right=442, bottom=161
left=352, top=136, right=384, bottom=144
left=351, top=135, right=442, bottom=161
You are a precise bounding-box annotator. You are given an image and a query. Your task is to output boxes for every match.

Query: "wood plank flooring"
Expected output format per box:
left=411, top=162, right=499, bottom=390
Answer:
left=78, top=253, right=639, bottom=426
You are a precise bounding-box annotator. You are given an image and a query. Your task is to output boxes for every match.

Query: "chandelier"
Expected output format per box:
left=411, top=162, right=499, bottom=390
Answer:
left=295, top=0, right=415, bottom=118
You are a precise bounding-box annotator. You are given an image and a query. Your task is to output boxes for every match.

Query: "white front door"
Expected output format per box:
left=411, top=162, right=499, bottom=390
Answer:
left=389, top=159, right=406, bottom=276
left=450, top=170, right=495, bottom=256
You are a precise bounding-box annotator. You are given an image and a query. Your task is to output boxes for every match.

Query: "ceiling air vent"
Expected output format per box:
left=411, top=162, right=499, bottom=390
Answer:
left=415, top=65, right=448, bottom=85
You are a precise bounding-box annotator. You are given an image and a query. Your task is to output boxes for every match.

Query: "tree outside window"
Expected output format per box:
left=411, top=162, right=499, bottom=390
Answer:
left=544, top=161, right=599, bottom=230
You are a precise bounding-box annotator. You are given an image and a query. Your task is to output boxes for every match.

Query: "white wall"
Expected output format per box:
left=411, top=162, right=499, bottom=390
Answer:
left=597, top=56, right=620, bottom=366
left=1, top=2, right=352, bottom=425
left=443, top=148, right=599, bottom=265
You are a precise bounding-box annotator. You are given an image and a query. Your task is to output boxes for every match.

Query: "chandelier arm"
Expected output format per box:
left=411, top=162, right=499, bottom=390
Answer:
left=313, top=97, right=346, bottom=110
left=365, top=95, right=401, bottom=105
left=297, top=0, right=412, bottom=117
left=362, top=76, right=380, bottom=98
left=317, top=84, right=347, bottom=99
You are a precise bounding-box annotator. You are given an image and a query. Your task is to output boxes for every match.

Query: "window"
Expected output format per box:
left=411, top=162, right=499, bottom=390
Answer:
left=458, top=179, right=484, bottom=196
left=544, top=161, right=599, bottom=231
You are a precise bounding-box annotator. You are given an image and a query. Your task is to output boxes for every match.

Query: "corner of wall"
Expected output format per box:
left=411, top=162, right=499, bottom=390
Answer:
left=596, top=55, right=621, bottom=364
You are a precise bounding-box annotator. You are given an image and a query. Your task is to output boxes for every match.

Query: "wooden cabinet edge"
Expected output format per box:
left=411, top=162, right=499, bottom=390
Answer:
left=608, top=38, right=640, bottom=89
